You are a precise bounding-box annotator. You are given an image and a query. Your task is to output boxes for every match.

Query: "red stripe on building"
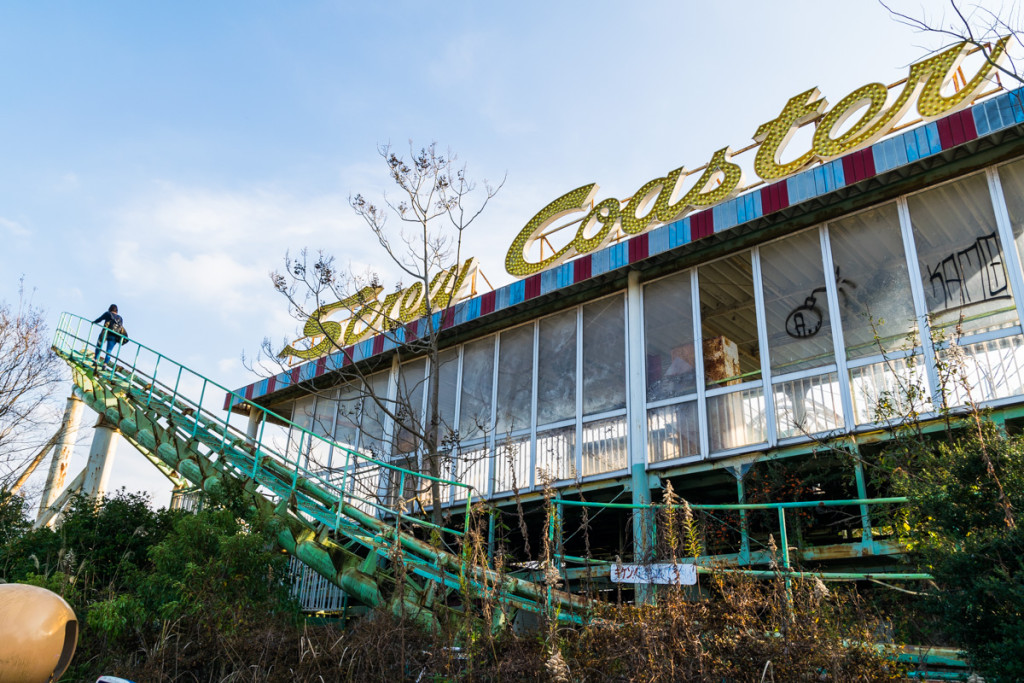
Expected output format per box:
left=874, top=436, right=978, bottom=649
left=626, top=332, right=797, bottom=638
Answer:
left=405, top=319, right=419, bottom=340
left=573, top=255, right=592, bottom=282
left=760, top=181, right=789, bottom=214
left=524, top=273, right=541, bottom=300
left=442, top=307, right=456, bottom=330
left=937, top=109, right=978, bottom=149
left=480, top=290, right=496, bottom=315
left=290, top=367, right=301, bottom=385
left=266, top=376, right=276, bottom=394
left=343, top=348, right=353, bottom=366
left=841, top=147, right=876, bottom=185
left=244, top=384, right=254, bottom=399
left=628, top=233, right=649, bottom=263
left=315, top=356, right=327, bottom=376
left=372, top=334, right=385, bottom=355
left=691, top=209, right=714, bottom=239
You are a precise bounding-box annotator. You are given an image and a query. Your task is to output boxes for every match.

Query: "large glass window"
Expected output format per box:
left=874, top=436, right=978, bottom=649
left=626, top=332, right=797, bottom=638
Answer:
left=360, top=371, right=391, bottom=457
left=394, top=359, right=426, bottom=455
left=495, top=324, right=534, bottom=434
left=698, top=251, right=761, bottom=387
left=828, top=203, right=917, bottom=359
left=759, top=230, right=835, bottom=374
left=537, top=310, right=577, bottom=425
left=582, top=296, right=627, bottom=415
left=459, top=337, right=495, bottom=441
left=908, top=172, right=1019, bottom=336
left=698, top=251, right=765, bottom=451
left=334, top=383, right=362, bottom=454
left=433, top=349, right=460, bottom=445
left=644, top=272, right=696, bottom=401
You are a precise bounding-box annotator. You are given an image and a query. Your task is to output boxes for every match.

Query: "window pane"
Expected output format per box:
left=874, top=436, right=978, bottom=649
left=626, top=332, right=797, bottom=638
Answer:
left=434, top=349, right=459, bottom=445
left=828, top=203, right=917, bottom=359
left=394, top=359, right=426, bottom=454
left=699, top=251, right=761, bottom=387
left=582, top=296, right=626, bottom=415
left=496, top=324, right=534, bottom=434
left=537, top=310, right=577, bottom=425
left=459, top=337, right=495, bottom=441
left=772, top=372, right=843, bottom=438
left=335, top=383, right=361, bottom=451
left=647, top=401, right=699, bottom=463
left=536, top=426, right=576, bottom=481
left=940, top=334, right=1024, bottom=406
left=644, top=272, right=697, bottom=401
left=361, top=371, right=391, bottom=457
left=706, top=388, right=765, bottom=452
left=581, top=415, right=627, bottom=476
left=849, top=356, right=930, bottom=425
left=760, top=229, right=835, bottom=374
left=908, top=172, right=1018, bottom=335
left=453, top=445, right=489, bottom=500
left=494, top=437, right=531, bottom=493
left=308, top=390, right=338, bottom=468
left=289, top=395, right=315, bottom=463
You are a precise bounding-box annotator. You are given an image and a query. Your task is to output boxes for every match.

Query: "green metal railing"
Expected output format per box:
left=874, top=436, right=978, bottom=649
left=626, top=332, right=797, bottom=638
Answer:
left=550, top=496, right=928, bottom=583
left=55, top=312, right=476, bottom=532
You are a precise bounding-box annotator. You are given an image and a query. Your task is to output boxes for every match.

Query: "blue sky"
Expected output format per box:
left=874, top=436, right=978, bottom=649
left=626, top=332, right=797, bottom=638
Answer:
left=1, top=1, right=978, bottom=505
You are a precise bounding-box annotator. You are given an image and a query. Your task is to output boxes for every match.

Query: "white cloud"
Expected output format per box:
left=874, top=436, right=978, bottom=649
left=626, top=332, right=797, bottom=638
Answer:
left=0, top=217, right=30, bottom=237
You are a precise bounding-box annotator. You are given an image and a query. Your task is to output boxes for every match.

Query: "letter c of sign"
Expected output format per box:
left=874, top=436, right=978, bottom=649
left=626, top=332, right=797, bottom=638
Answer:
left=505, top=184, right=600, bottom=277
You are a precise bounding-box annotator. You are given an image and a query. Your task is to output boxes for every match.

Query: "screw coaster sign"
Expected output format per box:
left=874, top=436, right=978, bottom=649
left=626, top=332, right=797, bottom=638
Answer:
left=611, top=563, right=698, bottom=586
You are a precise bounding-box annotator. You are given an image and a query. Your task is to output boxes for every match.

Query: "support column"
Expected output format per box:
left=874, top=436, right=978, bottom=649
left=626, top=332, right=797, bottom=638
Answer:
left=81, top=415, right=120, bottom=502
left=626, top=270, right=655, bottom=603
left=37, top=395, right=85, bottom=521
left=246, top=407, right=263, bottom=441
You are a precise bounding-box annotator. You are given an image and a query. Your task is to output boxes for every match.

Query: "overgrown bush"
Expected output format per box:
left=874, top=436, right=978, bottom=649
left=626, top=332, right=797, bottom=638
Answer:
left=883, top=419, right=1024, bottom=681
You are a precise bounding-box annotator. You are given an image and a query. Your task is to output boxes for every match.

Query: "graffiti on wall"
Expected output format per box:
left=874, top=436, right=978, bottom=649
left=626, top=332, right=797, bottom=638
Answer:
left=925, top=231, right=1010, bottom=312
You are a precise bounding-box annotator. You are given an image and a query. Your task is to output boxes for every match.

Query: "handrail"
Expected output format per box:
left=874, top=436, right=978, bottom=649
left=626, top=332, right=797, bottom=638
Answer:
left=552, top=496, right=908, bottom=511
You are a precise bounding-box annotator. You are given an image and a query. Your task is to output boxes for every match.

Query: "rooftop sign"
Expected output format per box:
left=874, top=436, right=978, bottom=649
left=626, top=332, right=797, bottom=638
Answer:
left=279, top=258, right=479, bottom=363
left=505, top=39, right=1010, bottom=277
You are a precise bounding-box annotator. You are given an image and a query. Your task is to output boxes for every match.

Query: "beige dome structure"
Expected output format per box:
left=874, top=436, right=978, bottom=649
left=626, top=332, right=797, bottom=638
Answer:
left=0, top=584, right=77, bottom=683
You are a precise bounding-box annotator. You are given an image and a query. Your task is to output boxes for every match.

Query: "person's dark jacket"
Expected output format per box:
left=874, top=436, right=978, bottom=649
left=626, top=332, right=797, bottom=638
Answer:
left=93, top=311, right=127, bottom=343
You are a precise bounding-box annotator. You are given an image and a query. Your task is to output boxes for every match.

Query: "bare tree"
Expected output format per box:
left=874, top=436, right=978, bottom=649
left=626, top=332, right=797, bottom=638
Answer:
left=267, top=142, right=503, bottom=526
left=0, top=282, right=65, bottom=490
left=881, top=0, right=1024, bottom=86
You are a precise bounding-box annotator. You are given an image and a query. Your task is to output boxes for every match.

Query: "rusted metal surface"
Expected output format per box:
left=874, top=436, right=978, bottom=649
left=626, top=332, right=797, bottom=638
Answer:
left=37, top=395, right=85, bottom=522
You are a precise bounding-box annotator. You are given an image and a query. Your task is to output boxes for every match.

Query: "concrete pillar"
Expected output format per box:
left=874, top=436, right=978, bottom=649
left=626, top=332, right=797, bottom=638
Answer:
left=246, top=406, right=263, bottom=440
left=626, top=270, right=655, bottom=603
left=81, top=415, right=120, bottom=502
left=37, top=395, right=85, bottom=521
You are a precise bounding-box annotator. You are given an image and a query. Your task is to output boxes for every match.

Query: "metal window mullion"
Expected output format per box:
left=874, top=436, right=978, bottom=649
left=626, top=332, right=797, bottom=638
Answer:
left=987, top=166, right=1024, bottom=334
left=487, top=335, right=499, bottom=498
left=452, top=344, right=464, bottom=485
left=897, top=196, right=942, bottom=407
left=575, top=305, right=584, bottom=477
left=769, top=365, right=838, bottom=384
left=751, top=247, right=777, bottom=447
left=530, top=320, right=539, bottom=489
left=626, top=271, right=649, bottom=470
left=692, top=268, right=710, bottom=459
left=821, top=223, right=855, bottom=432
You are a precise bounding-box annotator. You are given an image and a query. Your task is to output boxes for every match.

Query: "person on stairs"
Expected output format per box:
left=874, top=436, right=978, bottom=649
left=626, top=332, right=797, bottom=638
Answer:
left=93, top=304, right=127, bottom=364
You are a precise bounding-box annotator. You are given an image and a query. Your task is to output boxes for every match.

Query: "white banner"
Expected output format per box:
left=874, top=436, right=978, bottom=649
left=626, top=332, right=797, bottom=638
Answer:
left=610, top=563, right=697, bottom=585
